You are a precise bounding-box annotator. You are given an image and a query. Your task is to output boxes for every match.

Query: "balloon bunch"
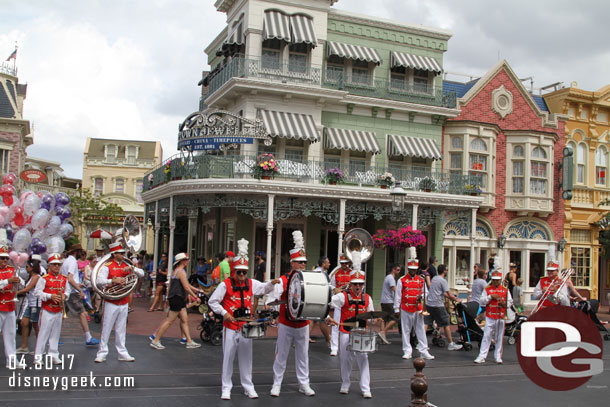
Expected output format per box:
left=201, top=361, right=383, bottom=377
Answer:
left=0, top=173, right=74, bottom=267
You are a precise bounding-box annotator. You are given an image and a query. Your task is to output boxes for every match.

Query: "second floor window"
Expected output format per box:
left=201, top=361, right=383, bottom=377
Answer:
left=126, top=146, right=137, bottom=164
left=512, top=145, right=525, bottom=193
left=351, top=60, right=370, bottom=85
left=262, top=39, right=281, bottom=71
left=0, top=149, right=9, bottom=173
left=577, top=143, right=586, bottom=184
left=288, top=43, right=308, bottom=74
left=413, top=69, right=429, bottom=93
left=94, top=178, right=103, bottom=196
left=595, top=147, right=607, bottom=185
left=115, top=178, right=125, bottom=193
left=530, top=146, right=547, bottom=195
left=469, top=138, right=488, bottom=188
left=135, top=180, right=143, bottom=203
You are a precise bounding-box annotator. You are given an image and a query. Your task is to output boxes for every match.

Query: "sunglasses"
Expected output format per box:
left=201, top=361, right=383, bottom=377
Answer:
left=294, top=261, right=307, bottom=264
left=235, top=269, right=248, bottom=275
left=351, top=282, right=364, bottom=286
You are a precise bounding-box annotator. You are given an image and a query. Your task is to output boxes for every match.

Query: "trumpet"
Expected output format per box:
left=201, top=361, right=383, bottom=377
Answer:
left=530, top=268, right=574, bottom=316
left=501, top=279, right=509, bottom=320
left=419, top=276, right=430, bottom=316
left=61, top=295, right=67, bottom=319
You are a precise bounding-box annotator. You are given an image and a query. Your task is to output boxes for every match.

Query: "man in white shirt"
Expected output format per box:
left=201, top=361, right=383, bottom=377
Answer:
left=378, top=264, right=400, bottom=345
left=61, top=244, right=99, bottom=346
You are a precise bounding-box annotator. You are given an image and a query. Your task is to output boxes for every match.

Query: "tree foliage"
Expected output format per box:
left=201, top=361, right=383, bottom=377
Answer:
left=69, top=188, right=125, bottom=238
left=594, top=198, right=610, bottom=255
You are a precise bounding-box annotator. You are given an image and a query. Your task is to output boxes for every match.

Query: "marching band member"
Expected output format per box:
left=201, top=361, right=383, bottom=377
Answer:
left=0, top=245, right=25, bottom=368
left=94, top=242, right=144, bottom=363
left=208, top=239, right=280, bottom=400
left=327, top=266, right=375, bottom=398
left=33, top=253, right=68, bottom=365
left=394, top=258, right=434, bottom=360
left=474, top=270, right=512, bottom=364
left=266, top=231, right=315, bottom=397
left=532, top=261, right=569, bottom=308
left=329, top=255, right=352, bottom=356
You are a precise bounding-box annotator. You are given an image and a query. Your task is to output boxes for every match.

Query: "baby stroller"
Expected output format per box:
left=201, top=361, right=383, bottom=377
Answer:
left=504, top=306, right=528, bottom=345
left=199, top=311, right=224, bottom=346
left=454, top=302, right=487, bottom=351
left=577, top=300, right=610, bottom=341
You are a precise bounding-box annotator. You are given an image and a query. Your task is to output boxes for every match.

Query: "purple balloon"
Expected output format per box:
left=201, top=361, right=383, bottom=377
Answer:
left=31, top=241, right=46, bottom=255
left=55, top=206, right=71, bottom=222
left=55, top=192, right=70, bottom=207
left=41, top=194, right=54, bottom=211
left=4, top=224, right=14, bottom=241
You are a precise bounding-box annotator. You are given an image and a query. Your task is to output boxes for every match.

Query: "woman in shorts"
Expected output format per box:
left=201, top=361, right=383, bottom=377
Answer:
left=16, top=260, right=42, bottom=353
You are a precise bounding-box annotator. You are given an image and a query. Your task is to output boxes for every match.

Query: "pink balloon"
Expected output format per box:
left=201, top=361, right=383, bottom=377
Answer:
left=18, top=253, right=29, bottom=266
left=9, top=250, right=18, bottom=264
left=0, top=214, right=4, bottom=225
left=0, top=206, right=8, bottom=217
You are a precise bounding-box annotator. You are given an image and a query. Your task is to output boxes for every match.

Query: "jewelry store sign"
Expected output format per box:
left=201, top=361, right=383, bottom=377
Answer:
left=177, top=111, right=271, bottom=151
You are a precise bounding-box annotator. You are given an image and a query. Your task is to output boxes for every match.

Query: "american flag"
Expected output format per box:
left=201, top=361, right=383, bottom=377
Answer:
left=5, top=49, right=16, bottom=62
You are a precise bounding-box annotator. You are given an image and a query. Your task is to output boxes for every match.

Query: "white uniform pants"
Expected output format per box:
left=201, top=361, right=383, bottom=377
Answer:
left=330, top=308, right=340, bottom=353
left=222, top=327, right=255, bottom=394
left=400, top=310, right=428, bottom=356
left=339, top=332, right=370, bottom=393
left=0, top=311, right=16, bottom=365
left=35, top=310, right=63, bottom=359
left=477, top=317, right=505, bottom=360
left=272, top=323, right=310, bottom=387
left=96, top=302, right=130, bottom=360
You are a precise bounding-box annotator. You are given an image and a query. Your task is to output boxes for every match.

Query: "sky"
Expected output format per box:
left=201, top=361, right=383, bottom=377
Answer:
left=1, top=0, right=609, bottom=179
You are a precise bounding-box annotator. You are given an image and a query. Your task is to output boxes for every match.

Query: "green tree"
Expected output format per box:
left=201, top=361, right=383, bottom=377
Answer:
left=594, top=199, right=610, bottom=254
left=69, top=188, right=125, bottom=241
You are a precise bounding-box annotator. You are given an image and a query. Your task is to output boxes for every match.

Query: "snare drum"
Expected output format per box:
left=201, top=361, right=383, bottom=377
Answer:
left=288, top=271, right=331, bottom=321
left=240, top=322, right=266, bottom=339
left=347, top=329, right=378, bottom=353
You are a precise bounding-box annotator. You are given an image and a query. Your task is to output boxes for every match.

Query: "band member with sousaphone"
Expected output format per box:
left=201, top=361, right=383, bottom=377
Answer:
left=474, top=269, right=512, bottom=364
left=266, top=230, right=316, bottom=397
left=394, top=255, right=434, bottom=360
left=208, top=238, right=280, bottom=400
left=33, top=253, right=68, bottom=366
left=326, top=267, right=376, bottom=398
left=94, top=242, right=144, bottom=363
left=329, top=255, right=352, bottom=356
left=0, top=245, right=25, bottom=368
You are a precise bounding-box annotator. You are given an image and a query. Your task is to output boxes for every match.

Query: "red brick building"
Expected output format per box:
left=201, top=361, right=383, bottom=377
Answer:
left=442, top=60, right=567, bottom=303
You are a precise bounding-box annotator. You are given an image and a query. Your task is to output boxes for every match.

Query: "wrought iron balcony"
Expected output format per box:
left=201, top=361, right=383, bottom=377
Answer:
left=143, top=154, right=481, bottom=197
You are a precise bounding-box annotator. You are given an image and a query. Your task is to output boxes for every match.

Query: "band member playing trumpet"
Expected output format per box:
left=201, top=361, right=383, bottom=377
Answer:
left=474, top=270, right=512, bottom=364
left=532, top=261, right=569, bottom=308
left=394, top=259, right=434, bottom=360
left=327, top=270, right=375, bottom=398
left=33, top=253, right=68, bottom=365
left=208, top=239, right=280, bottom=400
left=94, top=242, right=144, bottom=363
left=329, top=256, right=352, bottom=356
left=266, top=231, right=315, bottom=397
left=0, top=245, right=25, bottom=368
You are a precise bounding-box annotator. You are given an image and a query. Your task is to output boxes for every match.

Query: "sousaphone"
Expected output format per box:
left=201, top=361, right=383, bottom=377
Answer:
left=90, top=215, right=142, bottom=301
left=329, top=228, right=374, bottom=283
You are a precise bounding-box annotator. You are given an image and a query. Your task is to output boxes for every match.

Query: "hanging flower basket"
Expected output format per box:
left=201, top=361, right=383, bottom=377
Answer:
left=372, top=226, right=426, bottom=249
left=252, top=153, right=279, bottom=180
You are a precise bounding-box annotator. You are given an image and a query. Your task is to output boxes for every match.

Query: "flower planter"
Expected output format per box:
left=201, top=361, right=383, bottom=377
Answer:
left=329, top=181, right=337, bottom=185
left=380, top=185, right=387, bottom=189
left=425, top=189, right=431, bottom=192
left=470, top=193, right=478, bottom=196
left=261, top=175, right=271, bottom=180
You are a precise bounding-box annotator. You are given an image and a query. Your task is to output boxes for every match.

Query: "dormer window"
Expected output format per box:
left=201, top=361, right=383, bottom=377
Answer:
left=126, top=145, right=138, bottom=164
left=105, top=144, right=117, bottom=163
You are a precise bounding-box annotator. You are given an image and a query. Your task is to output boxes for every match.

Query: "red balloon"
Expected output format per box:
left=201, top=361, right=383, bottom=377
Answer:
left=14, top=213, right=24, bottom=227
left=2, top=173, right=15, bottom=185
left=2, top=195, right=13, bottom=206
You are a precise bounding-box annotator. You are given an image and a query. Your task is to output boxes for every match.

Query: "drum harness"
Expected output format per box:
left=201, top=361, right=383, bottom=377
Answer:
left=229, top=277, right=250, bottom=319
left=345, top=292, right=366, bottom=331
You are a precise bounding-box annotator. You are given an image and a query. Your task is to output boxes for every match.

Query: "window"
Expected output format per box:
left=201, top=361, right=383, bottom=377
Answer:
left=135, top=180, right=143, bottom=203
left=126, top=145, right=137, bottom=165
left=351, top=60, right=370, bottom=85
left=285, top=149, right=303, bottom=162
left=530, top=147, right=547, bottom=195
left=105, top=145, right=117, bottom=163
left=326, top=55, right=345, bottom=83
left=512, top=145, right=524, bottom=193
left=571, top=247, right=590, bottom=287
left=451, top=136, right=463, bottom=149
left=324, top=155, right=341, bottom=171
left=0, top=149, right=9, bottom=173
left=390, top=66, right=406, bottom=90
left=577, top=143, right=586, bottom=184
left=94, top=178, right=103, bottom=196
left=595, top=147, right=607, bottom=185
left=115, top=178, right=125, bottom=193
left=288, top=43, right=307, bottom=74
left=469, top=138, right=488, bottom=188
left=449, top=136, right=463, bottom=175
left=261, top=39, right=281, bottom=71
left=413, top=69, right=429, bottom=93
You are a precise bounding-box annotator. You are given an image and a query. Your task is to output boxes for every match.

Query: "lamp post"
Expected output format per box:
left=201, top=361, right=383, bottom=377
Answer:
left=558, top=236, right=567, bottom=269
left=390, top=182, right=407, bottom=212
left=496, top=233, right=506, bottom=272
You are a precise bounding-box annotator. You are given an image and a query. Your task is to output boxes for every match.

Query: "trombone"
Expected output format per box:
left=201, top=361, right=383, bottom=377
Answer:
left=530, top=268, right=574, bottom=316
left=419, top=275, right=430, bottom=316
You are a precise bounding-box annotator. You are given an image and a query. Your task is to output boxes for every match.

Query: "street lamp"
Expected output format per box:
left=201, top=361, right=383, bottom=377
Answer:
left=390, top=182, right=407, bottom=212
left=497, top=233, right=507, bottom=249
left=558, top=237, right=567, bottom=252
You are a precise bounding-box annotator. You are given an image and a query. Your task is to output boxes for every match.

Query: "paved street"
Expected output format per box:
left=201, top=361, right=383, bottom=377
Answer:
left=1, top=299, right=609, bottom=406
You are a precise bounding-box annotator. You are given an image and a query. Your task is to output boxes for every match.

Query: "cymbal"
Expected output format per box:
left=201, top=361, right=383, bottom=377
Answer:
left=266, top=299, right=286, bottom=306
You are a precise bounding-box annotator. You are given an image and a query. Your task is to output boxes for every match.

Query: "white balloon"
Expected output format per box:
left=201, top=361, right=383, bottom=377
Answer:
left=31, top=208, right=50, bottom=231
left=46, top=216, right=61, bottom=236
left=23, top=194, right=41, bottom=217
left=12, top=229, right=32, bottom=252
left=44, top=235, right=65, bottom=255
left=58, top=223, right=73, bottom=239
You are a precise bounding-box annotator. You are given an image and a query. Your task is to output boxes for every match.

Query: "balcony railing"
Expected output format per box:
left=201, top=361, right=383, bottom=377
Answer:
left=205, top=57, right=457, bottom=108
left=143, top=154, right=481, bottom=197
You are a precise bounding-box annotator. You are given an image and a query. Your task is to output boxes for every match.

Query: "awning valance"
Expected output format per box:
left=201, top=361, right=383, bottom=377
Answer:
left=390, top=51, right=442, bottom=74
left=260, top=110, right=319, bottom=141
left=263, top=10, right=291, bottom=42
left=388, top=135, right=442, bottom=160
left=290, top=14, right=317, bottom=46
left=327, top=41, right=382, bottom=65
left=325, top=128, right=380, bottom=154
left=216, top=21, right=245, bottom=56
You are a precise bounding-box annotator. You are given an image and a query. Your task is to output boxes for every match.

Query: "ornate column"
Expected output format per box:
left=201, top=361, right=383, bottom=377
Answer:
left=412, top=204, right=419, bottom=229
left=167, top=195, right=175, bottom=279
left=337, top=199, right=346, bottom=264
left=152, top=201, right=160, bottom=277
left=266, top=194, right=275, bottom=281
left=187, top=208, right=198, bottom=276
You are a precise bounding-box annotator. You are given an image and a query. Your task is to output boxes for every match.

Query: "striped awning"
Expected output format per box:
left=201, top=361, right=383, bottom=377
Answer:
left=390, top=51, right=442, bottom=74
left=327, top=41, right=382, bottom=65
left=260, top=110, right=319, bottom=141
left=263, top=10, right=291, bottom=42
left=325, top=128, right=380, bottom=154
left=291, top=15, right=317, bottom=46
left=216, top=21, right=245, bottom=56
left=388, top=135, right=442, bottom=160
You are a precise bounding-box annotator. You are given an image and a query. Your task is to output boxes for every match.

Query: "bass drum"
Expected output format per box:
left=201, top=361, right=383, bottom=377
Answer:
left=287, top=271, right=331, bottom=321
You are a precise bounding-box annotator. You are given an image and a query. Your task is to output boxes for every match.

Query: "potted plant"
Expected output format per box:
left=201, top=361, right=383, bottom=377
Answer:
left=163, top=159, right=172, bottom=182
left=464, top=183, right=482, bottom=196
left=252, top=153, right=279, bottom=180
left=372, top=226, right=427, bottom=249
left=376, top=172, right=395, bottom=189
left=418, top=176, right=436, bottom=192
left=324, top=167, right=344, bottom=185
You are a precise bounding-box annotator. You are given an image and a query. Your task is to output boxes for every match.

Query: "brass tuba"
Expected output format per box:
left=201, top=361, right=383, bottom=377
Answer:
left=90, top=215, right=142, bottom=301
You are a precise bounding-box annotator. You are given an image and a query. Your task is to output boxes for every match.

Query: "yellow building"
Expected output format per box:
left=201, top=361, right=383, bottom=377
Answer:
left=82, top=138, right=163, bottom=252
left=545, top=84, right=610, bottom=306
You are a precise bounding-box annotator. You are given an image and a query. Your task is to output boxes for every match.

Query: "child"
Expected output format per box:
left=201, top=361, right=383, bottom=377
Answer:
left=513, top=278, right=523, bottom=313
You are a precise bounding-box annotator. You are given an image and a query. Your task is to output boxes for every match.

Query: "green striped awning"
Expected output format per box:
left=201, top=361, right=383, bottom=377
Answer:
left=390, top=51, right=442, bottom=74
left=327, top=41, right=382, bottom=65
left=260, top=110, right=319, bottom=141
left=325, top=128, right=380, bottom=154
left=388, top=135, right=442, bottom=160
